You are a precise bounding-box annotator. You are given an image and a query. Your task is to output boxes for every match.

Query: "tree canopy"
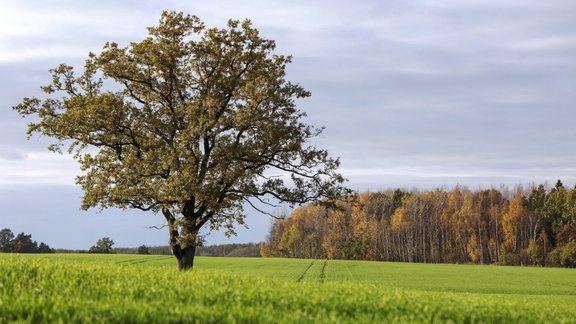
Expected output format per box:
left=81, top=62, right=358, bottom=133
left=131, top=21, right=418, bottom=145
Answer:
left=14, top=11, right=348, bottom=270
left=0, top=228, right=14, bottom=253
left=89, top=237, right=115, bottom=254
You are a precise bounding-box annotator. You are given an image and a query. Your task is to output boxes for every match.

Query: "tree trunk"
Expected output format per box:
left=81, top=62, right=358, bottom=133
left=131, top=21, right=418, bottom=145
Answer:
left=177, top=245, right=196, bottom=271
left=163, top=208, right=201, bottom=271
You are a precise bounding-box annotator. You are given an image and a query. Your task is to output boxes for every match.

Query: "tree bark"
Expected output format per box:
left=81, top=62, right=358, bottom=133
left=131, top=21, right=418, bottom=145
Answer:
left=163, top=207, right=200, bottom=271
left=177, top=245, right=197, bottom=271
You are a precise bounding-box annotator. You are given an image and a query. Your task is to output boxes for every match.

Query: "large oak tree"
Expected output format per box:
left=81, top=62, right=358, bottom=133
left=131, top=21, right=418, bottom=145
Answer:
left=14, top=11, right=349, bottom=270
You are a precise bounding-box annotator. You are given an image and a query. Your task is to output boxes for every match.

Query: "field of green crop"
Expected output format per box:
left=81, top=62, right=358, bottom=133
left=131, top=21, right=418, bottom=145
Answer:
left=1, top=254, right=575, bottom=323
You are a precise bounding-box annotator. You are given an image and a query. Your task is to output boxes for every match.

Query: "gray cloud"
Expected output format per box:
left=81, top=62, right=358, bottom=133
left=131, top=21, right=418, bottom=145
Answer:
left=0, top=148, right=25, bottom=161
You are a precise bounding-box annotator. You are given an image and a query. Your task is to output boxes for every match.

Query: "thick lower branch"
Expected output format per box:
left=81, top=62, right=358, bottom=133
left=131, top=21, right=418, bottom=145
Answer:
left=162, top=208, right=182, bottom=259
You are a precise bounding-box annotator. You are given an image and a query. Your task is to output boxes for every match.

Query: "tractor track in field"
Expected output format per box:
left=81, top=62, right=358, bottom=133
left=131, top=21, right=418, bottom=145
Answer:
left=296, top=260, right=315, bottom=282
left=319, top=259, right=328, bottom=284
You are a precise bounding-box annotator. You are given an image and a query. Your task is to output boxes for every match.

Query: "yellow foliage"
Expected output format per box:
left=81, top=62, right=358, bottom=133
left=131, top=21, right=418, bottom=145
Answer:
left=391, top=207, right=409, bottom=231
left=502, top=190, right=526, bottom=253
left=467, top=234, right=480, bottom=263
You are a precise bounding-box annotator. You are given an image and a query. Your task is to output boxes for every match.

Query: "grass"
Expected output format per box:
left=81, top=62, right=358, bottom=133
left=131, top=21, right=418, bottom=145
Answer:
left=1, top=254, right=575, bottom=323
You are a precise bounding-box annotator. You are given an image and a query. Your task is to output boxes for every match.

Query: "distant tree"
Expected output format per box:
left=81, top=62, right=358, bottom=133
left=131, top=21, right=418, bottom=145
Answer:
left=137, top=245, right=150, bottom=255
left=556, top=224, right=576, bottom=246
left=502, top=191, right=526, bottom=256
left=14, top=11, right=349, bottom=271
left=11, top=233, right=38, bottom=253
left=261, top=217, right=290, bottom=257
left=37, top=242, right=55, bottom=253
left=560, top=240, right=576, bottom=268
left=0, top=228, right=14, bottom=252
left=89, top=237, right=115, bottom=253
left=564, top=187, right=576, bottom=223
left=526, top=239, right=543, bottom=266
left=547, top=246, right=563, bottom=266
left=543, top=180, right=568, bottom=236
left=539, top=228, right=551, bottom=266
left=467, top=234, right=480, bottom=263
left=524, top=184, right=546, bottom=241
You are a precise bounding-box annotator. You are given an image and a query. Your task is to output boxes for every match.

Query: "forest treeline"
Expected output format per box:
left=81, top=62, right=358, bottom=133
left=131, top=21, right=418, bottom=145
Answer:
left=0, top=228, right=54, bottom=253
left=261, top=180, right=576, bottom=267
left=111, top=243, right=261, bottom=257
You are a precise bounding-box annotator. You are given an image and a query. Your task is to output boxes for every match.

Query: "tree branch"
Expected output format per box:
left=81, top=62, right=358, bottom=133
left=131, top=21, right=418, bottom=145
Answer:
left=242, top=198, right=285, bottom=219
left=145, top=222, right=168, bottom=230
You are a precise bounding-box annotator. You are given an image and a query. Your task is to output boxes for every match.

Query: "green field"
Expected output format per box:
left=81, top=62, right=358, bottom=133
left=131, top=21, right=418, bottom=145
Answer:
left=1, top=254, right=575, bottom=323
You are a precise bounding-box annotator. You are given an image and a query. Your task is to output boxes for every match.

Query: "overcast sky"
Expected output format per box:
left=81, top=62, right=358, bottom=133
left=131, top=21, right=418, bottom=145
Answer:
left=1, top=0, right=575, bottom=249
